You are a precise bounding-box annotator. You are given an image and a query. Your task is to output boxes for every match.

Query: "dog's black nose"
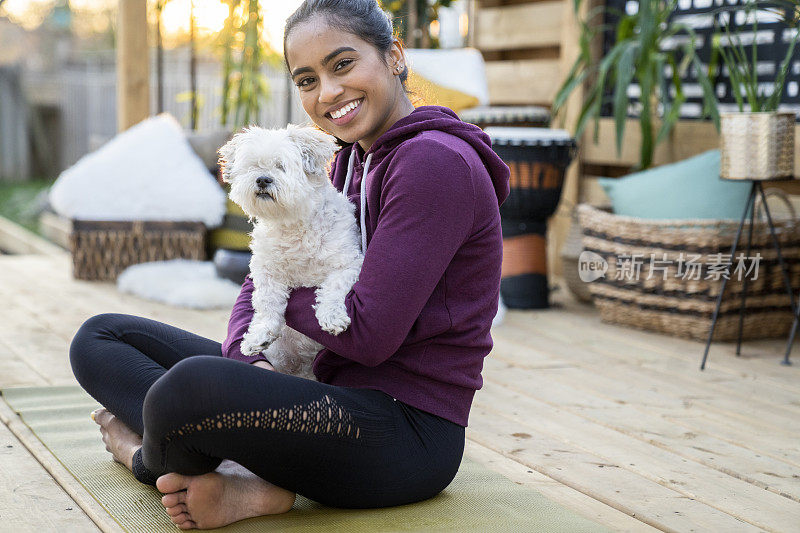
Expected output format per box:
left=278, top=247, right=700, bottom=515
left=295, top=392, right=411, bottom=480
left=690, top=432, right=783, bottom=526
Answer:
left=256, top=176, right=273, bottom=188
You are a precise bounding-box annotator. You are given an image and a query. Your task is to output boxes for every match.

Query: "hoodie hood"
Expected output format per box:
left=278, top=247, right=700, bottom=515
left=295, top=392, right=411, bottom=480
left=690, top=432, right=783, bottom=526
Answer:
left=348, top=105, right=510, bottom=208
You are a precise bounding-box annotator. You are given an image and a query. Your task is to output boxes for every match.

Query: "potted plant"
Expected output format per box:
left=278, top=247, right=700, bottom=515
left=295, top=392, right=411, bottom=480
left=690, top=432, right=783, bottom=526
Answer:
left=552, top=0, right=721, bottom=171
left=711, top=0, right=800, bottom=180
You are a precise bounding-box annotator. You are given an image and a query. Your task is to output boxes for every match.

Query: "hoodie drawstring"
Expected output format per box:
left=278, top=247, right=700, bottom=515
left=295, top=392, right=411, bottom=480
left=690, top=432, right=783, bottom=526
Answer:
left=342, top=149, right=371, bottom=253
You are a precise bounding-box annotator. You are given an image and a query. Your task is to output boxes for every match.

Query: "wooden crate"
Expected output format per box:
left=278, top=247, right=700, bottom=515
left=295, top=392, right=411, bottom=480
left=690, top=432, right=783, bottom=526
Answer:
left=472, top=0, right=589, bottom=277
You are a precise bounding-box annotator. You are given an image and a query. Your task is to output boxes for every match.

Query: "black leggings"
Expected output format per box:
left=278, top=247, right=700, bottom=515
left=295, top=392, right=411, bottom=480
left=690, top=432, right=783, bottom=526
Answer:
left=69, top=313, right=465, bottom=509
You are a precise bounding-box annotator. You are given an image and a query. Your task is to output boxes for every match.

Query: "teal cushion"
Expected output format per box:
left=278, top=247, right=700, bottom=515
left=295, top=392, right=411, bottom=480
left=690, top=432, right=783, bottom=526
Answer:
left=599, top=150, right=751, bottom=220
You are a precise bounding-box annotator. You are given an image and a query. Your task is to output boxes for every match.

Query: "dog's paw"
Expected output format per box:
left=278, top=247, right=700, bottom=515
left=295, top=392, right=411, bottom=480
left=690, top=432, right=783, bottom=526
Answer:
left=315, top=305, right=351, bottom=336
left=241, top=329, right=279, bottom=355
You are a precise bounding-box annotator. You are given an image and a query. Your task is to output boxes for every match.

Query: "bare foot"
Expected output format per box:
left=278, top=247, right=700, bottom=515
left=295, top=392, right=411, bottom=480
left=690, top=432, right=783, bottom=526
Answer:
left=91, top=407, right=142, bottom=471
left=156, top=459, right=296, bottom=530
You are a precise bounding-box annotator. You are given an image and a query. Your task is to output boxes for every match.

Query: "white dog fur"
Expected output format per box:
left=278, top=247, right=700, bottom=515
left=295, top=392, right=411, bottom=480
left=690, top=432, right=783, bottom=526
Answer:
left=219, top=124, right=364, bottom=380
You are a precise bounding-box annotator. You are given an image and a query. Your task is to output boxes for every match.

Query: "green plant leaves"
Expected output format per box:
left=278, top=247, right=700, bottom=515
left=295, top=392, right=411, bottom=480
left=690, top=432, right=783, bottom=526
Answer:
left=219, top=0, right=271, bottom=129
left=555, top=0, right=722, bottom=170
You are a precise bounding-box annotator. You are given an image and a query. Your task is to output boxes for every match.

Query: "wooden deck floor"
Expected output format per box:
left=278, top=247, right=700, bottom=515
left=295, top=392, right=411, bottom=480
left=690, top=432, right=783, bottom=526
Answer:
left=1, top=251, right=799, bottom=532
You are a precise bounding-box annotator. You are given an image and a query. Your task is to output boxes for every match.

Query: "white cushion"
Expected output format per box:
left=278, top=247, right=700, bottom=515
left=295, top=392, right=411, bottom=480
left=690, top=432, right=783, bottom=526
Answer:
left=49, top=113, right=226, bottom=227
left=404, top=47, right=490, bottom=106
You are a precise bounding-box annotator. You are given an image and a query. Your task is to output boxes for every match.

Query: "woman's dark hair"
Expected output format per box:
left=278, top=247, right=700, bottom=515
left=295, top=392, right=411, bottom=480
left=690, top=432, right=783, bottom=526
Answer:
left=283, top=0, right=409, bottom=92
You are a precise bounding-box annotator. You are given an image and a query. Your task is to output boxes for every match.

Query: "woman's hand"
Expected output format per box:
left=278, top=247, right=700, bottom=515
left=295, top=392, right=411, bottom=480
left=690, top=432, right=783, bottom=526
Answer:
left=251, top=360, right=275, bottom=371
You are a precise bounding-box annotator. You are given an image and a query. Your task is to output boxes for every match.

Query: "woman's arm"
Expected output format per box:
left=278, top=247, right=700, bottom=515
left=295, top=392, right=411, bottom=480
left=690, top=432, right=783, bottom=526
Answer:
left=284, top=139, right=475, bottom=366
left=221, top=273, right=270, bottom=365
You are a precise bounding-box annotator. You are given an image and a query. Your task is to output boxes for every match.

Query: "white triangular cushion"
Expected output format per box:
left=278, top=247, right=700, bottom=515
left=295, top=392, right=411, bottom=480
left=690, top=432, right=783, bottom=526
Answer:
left=49, top=113, right=226, bottom=227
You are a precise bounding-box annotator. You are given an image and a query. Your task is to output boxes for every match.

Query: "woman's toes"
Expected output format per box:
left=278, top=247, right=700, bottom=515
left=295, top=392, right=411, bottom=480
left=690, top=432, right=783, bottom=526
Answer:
left=170, top=511, right=191, bottom=523
left=165, top=503, right=188, bottom=517
left=172, top=512, right=196, bottom=528
left=157, top=472, right=190, bottom=494
left=161, top=490, right=187, bottom=507
left=91, top=407, right=110, bottom=425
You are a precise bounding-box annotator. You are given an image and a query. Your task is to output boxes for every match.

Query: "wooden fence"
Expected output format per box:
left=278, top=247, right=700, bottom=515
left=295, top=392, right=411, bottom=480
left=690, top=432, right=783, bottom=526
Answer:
left=472, top=0, right=586, bottom=277
left=17, top=51, right=309, bottom=177
left=0, top=64, right=30, bottom=182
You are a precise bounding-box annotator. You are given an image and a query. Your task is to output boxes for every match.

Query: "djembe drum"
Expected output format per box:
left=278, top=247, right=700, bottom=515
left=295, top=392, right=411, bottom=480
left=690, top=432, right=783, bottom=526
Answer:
left=485, top=127, right=578, bottom=309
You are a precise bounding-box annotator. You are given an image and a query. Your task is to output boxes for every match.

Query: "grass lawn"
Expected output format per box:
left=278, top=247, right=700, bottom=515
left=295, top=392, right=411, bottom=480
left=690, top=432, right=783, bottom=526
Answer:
left=0, top=178, right=53, bottom=236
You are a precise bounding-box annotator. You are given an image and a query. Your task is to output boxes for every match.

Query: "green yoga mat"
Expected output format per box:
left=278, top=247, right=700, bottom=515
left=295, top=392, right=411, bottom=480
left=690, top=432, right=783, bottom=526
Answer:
left=2, top=385, right=607, bottom=532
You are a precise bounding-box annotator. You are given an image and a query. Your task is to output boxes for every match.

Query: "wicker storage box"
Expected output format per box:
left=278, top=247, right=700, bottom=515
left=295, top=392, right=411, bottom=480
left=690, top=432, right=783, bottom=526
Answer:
left=576, top=203, right=800, bottom=341
left=69, top=220, right=207, bottom=281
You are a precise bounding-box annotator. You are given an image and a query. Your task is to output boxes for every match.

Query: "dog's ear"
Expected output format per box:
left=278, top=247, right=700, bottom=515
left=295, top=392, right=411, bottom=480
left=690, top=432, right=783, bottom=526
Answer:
left=287, top=124, right=338, bottom=177
left=218, top=131, right=244, bottom=184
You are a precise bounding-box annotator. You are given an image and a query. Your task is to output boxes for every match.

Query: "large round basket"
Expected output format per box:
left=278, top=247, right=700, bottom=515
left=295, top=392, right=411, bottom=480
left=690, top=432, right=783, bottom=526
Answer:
left=576, top=203, right=800, bottom=341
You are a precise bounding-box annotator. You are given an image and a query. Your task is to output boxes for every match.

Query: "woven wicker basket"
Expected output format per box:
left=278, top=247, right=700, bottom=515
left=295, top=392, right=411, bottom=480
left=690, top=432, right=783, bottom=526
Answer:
left=720, top=112, right=795, bottom=180
left=69, top=220, right=207, bottom=281
left=576, top=203, right=800, bottom=341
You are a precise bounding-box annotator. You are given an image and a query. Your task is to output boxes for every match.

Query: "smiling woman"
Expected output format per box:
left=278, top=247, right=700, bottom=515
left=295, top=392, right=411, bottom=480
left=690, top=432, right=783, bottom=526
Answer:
left=70, top=0, right=510, bottom=529
left=283, top=2, right=414, bottom=152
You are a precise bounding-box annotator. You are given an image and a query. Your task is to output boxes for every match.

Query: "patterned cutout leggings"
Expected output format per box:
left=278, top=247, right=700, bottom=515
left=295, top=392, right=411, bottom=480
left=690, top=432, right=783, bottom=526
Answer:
left=69, top=313, right=465, bottom=509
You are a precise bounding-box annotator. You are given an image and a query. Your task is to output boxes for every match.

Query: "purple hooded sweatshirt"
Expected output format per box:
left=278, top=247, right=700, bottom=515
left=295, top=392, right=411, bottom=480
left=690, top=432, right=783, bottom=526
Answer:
left=221, top=105, right=510, bottom=427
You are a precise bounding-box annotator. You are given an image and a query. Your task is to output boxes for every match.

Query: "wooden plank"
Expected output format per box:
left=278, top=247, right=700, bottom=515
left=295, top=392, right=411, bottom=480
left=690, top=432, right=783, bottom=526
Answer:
left=37, top=210, right=72, bottom=251
left=475, top=2, right=564, bottom=51
left=485, top=59, right=562, bottom=105
left=580, top=118, right=800, bottom=178
left=492, top=325, right=800, bottom=430
left=0, top=415, right=102, bottom=532
left=1, top=254, right=229, bottom=340
left=548, top=0, right=592, bottom=278
left=505, top=304, right=800, bottom=393
left=0, top=215, right=66, bottom=256
left=0, top=255, right=231, bottom=388
left=116, top=0, right=149, bottom=131
left=467, top=404, right=763, bottom=532
left=502, top=310, right=800, bottom=414
left=495, top=317, right=800, bottom=435
left=473, top=384, right=800, bottom=531
left=482, top=356, right=800, bottom=503
left=0, top=64, right=30, bottom=182
left=579, top=175, right=613, bottom=206
left=0, top=287, right=79, bottom=386
left=489, top=333, right=800, bottom=467
left=0, top=339, right=49, bottom=388
left=464, top=440, right=658, bottom=532
left=0, top=400, right=120, bottom=532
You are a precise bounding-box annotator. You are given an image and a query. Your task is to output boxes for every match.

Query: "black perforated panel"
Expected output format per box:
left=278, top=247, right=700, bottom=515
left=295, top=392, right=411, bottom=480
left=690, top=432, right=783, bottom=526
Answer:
left=601, top=0, right=800, bottom=120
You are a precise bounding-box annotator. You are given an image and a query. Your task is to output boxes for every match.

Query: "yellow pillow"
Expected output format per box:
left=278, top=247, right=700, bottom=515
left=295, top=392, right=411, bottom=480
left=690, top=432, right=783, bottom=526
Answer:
left=407, top=70, right=480, bottom=113
left=207, top=198, right=252, bottom=251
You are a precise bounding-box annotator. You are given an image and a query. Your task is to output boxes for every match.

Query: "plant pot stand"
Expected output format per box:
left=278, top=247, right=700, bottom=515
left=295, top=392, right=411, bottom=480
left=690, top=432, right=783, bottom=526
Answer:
left=701, top=178, right=797, bottom=369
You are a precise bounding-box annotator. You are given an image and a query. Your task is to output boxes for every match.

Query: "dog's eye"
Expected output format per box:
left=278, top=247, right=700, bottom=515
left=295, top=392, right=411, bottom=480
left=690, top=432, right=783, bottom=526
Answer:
left=275, top=161, right=285, bottom=172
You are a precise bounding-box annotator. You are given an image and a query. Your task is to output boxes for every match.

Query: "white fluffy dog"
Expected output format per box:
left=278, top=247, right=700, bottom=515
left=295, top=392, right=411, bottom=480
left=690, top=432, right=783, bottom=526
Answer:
left=219, top=124, right=364, bottom=380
